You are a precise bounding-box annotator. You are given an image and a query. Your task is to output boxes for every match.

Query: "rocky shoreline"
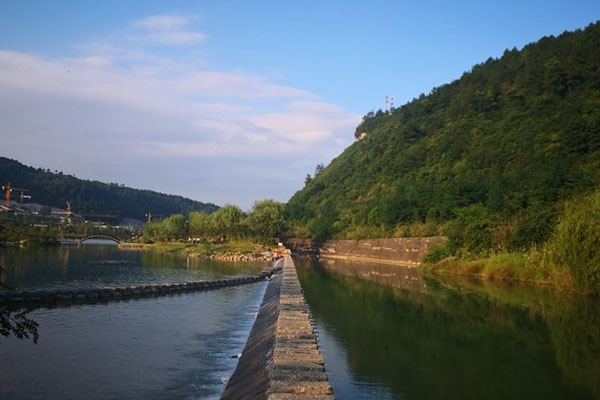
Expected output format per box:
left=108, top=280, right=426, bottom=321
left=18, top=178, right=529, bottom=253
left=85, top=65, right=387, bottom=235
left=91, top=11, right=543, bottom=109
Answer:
left=208, top=251, right=283, bottom=263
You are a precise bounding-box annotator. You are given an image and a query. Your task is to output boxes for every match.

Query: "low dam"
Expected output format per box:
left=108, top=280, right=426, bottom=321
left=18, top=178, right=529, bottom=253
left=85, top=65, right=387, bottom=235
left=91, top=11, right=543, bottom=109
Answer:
left=0, top=266, right=280, bottom=306
left=222, top=255, right=334, bottom=399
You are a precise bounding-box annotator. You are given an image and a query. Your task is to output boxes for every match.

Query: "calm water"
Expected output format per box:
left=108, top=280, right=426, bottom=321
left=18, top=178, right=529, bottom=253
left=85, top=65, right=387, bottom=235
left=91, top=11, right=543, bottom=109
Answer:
left=0, top=244, right=268, bottom=400
left=296, top=257, right=600, bottom=400
left=0, top=242, right=265, bottom=291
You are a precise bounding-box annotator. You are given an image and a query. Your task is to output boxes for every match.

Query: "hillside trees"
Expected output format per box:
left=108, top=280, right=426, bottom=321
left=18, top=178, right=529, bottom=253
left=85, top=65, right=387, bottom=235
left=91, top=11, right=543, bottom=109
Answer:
left=0, top=157, right=218, bottom=221
left=286, top=21, right=600, bottom=253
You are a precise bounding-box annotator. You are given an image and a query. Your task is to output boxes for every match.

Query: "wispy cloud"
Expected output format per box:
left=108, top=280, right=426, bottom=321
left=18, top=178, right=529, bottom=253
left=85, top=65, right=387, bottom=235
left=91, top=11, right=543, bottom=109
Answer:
left=0, top=14, right=359, bottom=207
left=133, top=14, right=206, bottom=45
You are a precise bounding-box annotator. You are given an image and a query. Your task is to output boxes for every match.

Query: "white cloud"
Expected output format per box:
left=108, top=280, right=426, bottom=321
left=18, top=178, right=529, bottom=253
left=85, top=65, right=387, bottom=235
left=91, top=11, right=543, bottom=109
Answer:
left=135, top=15, right=189, bottom=31
left=0, top=15, right=360, bottom=207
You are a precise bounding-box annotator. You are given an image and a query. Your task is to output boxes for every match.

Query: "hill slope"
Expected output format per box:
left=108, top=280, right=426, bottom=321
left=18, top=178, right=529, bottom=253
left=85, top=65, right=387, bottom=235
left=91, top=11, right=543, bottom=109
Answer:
left=0, top=157, right=218, bottom=221
left=287, top=21, right=600, bottom=249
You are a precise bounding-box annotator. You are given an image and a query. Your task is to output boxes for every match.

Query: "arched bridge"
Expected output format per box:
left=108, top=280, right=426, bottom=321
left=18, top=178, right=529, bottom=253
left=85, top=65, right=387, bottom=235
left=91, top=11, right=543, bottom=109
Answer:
left=79, top=235, right=121, bottom=244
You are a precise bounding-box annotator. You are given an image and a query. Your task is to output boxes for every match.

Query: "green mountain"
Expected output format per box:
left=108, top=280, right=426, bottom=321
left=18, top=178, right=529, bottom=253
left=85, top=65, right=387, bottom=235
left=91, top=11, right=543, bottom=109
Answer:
left=287, top=21, right=600, bottom=250
left=0, top=157, right=218, bottom=221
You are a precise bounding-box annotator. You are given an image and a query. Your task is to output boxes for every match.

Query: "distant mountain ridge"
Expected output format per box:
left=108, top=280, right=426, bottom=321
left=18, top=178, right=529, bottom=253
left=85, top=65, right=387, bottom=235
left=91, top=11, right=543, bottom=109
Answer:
left=287, top=21, right=600, bottom=247
left=0, top=157, right=218, bottom=221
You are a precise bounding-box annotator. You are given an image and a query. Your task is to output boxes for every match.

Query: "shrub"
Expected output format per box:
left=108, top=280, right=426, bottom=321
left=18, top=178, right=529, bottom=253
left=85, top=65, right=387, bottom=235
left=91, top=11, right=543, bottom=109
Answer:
left=423, top=242, right=454, bottom=263
left=447, top=204, right=494, bottom=254
left=548, top=190, right=600, bottom=294
left=508, top=206, right=558, bottom=251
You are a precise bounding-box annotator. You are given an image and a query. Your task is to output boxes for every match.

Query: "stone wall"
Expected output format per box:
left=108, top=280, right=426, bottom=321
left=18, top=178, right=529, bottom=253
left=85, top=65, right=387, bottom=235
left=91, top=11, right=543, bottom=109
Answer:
left=286, top=237, right=446, bottom=266
left=222, top=255, right=334, bottom=400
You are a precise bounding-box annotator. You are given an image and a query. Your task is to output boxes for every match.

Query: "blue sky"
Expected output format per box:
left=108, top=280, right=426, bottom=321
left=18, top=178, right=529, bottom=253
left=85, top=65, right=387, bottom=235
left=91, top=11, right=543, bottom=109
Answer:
left=1, top=1, right=599, bottom=208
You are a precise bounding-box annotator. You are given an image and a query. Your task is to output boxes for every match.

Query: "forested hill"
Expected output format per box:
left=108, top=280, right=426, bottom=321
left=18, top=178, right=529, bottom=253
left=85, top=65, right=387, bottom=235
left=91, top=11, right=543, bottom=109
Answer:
left=287, top=21, right=600, bottom=247
left=0, top=157, right=218, bottom=221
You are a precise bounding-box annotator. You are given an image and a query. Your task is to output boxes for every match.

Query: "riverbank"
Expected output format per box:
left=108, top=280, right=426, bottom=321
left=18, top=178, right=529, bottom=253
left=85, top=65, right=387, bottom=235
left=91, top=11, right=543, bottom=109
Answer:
left=142, top=241, right=284, bottom=262
left=421, top=251, right=575, bottom=290
left=285, top=238, right=580, bottom=292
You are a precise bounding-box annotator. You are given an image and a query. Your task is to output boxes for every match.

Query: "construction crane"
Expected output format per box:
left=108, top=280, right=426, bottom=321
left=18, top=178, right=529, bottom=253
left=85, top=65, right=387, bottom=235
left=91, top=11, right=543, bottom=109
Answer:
left=2, top=183, right=30, bottom=208
left=145, top=212, right=164, bottom=223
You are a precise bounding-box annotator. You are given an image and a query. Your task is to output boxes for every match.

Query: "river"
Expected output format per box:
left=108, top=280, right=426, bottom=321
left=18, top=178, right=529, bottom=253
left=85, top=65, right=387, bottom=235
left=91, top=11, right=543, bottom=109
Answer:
left=2, top=246, right=599, bottom=400
left=0, top=243, right=268, bottom=400
left=296, top=257, right=600, bottom=400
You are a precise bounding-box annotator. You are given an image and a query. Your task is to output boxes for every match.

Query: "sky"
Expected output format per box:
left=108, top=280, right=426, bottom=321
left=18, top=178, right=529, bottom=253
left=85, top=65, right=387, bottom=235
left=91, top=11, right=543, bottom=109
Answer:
left=1, top=1, right=599, bottom=209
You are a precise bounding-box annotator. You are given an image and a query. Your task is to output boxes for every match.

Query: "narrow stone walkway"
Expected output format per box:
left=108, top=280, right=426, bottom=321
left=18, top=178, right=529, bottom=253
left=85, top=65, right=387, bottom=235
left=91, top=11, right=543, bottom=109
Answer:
left=222, top=255, right=334, bottom=399
left=268, top=255, right=334, bottom=399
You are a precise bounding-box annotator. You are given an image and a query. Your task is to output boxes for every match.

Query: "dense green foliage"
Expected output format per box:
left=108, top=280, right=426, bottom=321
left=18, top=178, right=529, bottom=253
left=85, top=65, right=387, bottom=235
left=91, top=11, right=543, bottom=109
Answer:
left=245, top=200, right=285, bottom=239
left=0, top=157, right=218, bottom=221
left=0, top=219, right=58, bottom=245
left=547, top=189, right=600, bottom=294
left=0, top=215, right=138, bottom=244
left=287, top=22, right=600, bottom=252
left=143, top=214, right=188, bottom=241
left=144, top=200, right=284, bottom=243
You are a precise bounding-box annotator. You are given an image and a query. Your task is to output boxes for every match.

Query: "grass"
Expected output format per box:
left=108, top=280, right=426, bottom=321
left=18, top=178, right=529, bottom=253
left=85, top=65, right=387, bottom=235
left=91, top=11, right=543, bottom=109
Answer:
left=422, top=250, right=573, bottom=290
left=143, top=239, right=271, bottom=257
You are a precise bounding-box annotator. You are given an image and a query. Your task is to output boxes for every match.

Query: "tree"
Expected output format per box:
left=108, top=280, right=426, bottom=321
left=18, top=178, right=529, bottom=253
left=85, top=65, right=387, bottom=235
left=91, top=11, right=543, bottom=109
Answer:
left=143, top=214, right=187, bottom=240
left=304, top=174, right=312, bottom=186
left=0, top=305, right=39, bottom=344
left=162, top=214, right=187, bottom=239
left=211, top=204, right=244, bottom=237
left=1, top=270, right=38, bottom=344
left=247, top=200, right=284, bottom=239
left=315, top=164, right=325, bottom=176
left=143, top=221, right=158, bottom=241
left=189, top=211, right=212, bottom=237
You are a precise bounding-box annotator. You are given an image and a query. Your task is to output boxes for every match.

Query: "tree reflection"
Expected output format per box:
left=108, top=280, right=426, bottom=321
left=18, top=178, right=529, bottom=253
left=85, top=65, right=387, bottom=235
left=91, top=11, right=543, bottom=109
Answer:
left=297, top=258, right=599, bottom=400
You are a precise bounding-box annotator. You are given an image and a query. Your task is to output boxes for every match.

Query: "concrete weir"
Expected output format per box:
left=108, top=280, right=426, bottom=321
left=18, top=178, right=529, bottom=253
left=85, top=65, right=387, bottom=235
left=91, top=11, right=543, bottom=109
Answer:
left=222, top=255, right=334, bottom=400
left=0, top=266, right=281, bottom=306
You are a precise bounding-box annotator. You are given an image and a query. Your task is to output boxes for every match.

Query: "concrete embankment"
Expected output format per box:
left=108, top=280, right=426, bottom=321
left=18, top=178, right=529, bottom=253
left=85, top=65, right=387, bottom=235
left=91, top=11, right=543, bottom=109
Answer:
left=222, top=255, right=334, bottom=400
left=287, top=237, right=446, bottom=266
left=0, top=266, right=280, bottom=306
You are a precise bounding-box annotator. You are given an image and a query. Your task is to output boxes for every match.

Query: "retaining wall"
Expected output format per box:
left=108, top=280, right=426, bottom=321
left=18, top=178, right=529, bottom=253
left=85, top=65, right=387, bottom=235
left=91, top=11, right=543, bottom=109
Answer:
left=286, top=236, right=447, bottom=266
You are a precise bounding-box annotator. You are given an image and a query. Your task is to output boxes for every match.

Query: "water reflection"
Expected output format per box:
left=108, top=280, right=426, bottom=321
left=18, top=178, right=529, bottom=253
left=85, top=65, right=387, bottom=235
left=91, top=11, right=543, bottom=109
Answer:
left=319, top=257, right=426, bottom=292
left=0, top=245, right=265, bottom=291
left=296, top=257, right=600, bottom=400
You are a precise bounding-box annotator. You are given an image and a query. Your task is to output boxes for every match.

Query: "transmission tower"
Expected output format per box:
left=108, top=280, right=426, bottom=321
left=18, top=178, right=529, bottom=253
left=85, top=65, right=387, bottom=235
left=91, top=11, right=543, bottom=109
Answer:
left=384, top=95, right=395, bottom=112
